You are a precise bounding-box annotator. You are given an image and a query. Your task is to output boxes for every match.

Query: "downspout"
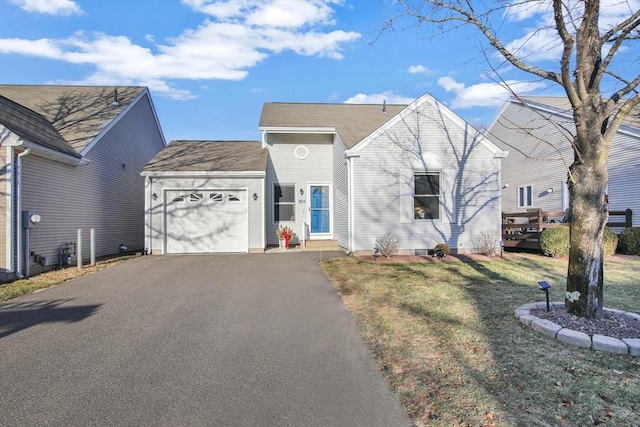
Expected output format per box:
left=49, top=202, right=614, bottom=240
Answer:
left=15, top=147, right=30, bottom=279
left=345, top=153, right=359, bottom=254
left=146, top=176, right=152, bottom=254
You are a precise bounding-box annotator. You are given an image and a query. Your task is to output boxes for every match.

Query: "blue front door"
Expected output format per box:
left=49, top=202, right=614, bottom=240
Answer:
left=310, top=185, right=330, bottom=234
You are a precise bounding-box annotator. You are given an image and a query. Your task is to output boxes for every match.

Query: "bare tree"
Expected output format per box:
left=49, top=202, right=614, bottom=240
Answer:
left=387, top=0, right=639, bottom=319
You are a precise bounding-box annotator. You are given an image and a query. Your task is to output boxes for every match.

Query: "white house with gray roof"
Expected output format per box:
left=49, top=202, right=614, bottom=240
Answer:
left=487, top=97, right=639, bottom=228
left=143, top=93, right=507, bottom=255
left=0, top=85, right=166, bottom=281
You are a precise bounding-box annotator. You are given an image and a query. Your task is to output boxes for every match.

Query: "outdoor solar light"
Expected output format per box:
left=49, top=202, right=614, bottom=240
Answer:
left=538, top=280, right=552, bottom=312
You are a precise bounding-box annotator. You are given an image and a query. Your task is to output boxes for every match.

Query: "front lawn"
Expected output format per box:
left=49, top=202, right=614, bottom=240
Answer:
left=321, top=254, right=640, bottom=427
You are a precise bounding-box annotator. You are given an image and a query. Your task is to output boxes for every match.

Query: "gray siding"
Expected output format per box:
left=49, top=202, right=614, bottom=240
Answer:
left=489, top=102, right=640, bottom=227
left=147, top=176, right=264, bottom=253
left=19, top=93, right=164, bottom=274
left=332, top=135, right=349, bottom=249
left=352, top=105, right=502, bottom=253
left=265, top=133, right=333, bottom=245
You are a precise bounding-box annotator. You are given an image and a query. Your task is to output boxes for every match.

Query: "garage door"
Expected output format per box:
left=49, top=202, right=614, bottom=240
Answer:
left=165, top=190, right=248, bottom=253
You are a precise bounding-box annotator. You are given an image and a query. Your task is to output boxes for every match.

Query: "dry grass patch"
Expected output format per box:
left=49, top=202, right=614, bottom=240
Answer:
left=321, top=255, right=640, bottom=426
left=0, top=255, right=138, bottom=303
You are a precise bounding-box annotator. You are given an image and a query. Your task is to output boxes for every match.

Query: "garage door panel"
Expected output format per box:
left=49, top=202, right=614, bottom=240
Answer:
left=166, top=190, right=248, bottom=253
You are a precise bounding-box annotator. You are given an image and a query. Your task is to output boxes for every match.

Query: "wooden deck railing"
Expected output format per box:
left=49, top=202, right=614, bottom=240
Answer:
left=501, top=208, right=632, bottom=249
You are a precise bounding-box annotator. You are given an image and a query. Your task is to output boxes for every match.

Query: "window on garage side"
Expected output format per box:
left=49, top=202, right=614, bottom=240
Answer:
left=274, top=184, right=295, bottom=222
left=414, top=172, right=440, bottom=220
left=210, top=192, right=223, bottom=202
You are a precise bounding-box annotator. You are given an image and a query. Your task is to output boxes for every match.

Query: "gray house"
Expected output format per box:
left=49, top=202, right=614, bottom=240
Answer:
left=143, top=93, right=507, bottom=255
left=0, top=85, right=166, bottom=281
left=487, top=97, right=639, bottom=227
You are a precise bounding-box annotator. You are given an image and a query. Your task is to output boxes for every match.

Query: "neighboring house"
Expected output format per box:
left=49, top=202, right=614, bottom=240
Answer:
left=143, top=93, right=507, bottom=255
left=0, top=85, right=166, bottom=281
left=487, top=97, right=639, bottom=227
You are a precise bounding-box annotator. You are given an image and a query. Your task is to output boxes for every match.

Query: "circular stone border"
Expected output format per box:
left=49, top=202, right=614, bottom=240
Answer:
left=515, top=302, right=640, bottom=356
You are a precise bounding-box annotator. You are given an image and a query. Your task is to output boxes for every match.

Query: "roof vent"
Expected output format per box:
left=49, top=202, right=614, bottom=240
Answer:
left=111, top=89, right=120, bottom=106
left=382, top=100, right=386, bottom=113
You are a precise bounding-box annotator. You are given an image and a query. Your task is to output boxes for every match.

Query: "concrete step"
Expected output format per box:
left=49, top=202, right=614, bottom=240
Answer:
left=301, top=239, right=341, bottom=251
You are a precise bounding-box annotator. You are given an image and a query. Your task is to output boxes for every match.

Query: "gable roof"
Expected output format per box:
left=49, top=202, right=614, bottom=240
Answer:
left=259, top=102, right=407, bottom=149
left=0, top=85, right=147, bottom=153
left=0, top=95, right=80, bottom=158
left=520, top=96, right=640, bottom=131
left=142, top=140, right=266, bottom=174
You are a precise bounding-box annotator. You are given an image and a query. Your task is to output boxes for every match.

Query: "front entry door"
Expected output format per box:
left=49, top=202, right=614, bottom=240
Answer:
left=309, top=185, right=330, bottom=237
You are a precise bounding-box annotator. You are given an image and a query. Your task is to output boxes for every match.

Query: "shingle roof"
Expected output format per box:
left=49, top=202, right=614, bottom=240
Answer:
left=143, top=141, right=266, bottom=173
left=521, top=96, right=640, bottom=130
left=259, top=102, right=407, bottom=149
left=0, top=95, right=80, bottom=157
left=0, top=85, right=146, bottom=152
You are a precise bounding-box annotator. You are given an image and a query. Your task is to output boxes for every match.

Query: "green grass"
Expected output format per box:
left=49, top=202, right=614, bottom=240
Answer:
left=321, top=254, right=640, bottom=427
left=0, top=255, right=137, bottom=303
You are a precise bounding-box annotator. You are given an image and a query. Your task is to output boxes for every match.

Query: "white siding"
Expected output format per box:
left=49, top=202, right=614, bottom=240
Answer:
left=352, top=105, right=501, bottom=253
left=265, top=133, right=333, bottom=245
left=489, top=102, right=640, bottom=227
left=147, top=176, right=264, bottom=253
left=332, top=135, right=349, bottom=249
left=19, top=94, right=165, bottom=274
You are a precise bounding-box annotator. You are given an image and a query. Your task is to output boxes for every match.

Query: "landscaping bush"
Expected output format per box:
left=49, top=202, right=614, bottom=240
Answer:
left=472, top=231, right=501, bottom=256
left=540, top=226, right=618, bottom=258
left=375, top=232, right=400, bottom=258
left=434, top=243, right=451, bottom=257
left=619, top=227, right=640, bottom=255
left=540, top=227, right=570, bottom=258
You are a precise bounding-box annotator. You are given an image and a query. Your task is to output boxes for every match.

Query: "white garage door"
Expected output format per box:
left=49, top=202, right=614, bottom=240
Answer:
left=165, top=190, right=248, bottom=253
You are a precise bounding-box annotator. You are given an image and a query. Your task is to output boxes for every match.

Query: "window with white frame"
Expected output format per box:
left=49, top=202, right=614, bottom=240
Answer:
left=274, top=184, right=295, bottom=222
left=414, top=172, right=440, bottom=220
left=517, top=185, right=533, bottom=208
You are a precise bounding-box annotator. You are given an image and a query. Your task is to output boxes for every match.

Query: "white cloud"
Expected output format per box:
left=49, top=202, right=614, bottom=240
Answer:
left=437, top=76, right=546, bottom=109
left=9, top=0, right=82, bottom=16
left=503, top=1, right=549, bottom=22
left=407, top=64, right=436, bottom=75
left=344, top=91, right=416, bottom=105
left=0, top=1, right=360, bottom=99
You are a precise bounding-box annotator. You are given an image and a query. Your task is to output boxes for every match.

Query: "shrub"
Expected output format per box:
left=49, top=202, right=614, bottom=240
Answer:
left=603, top=226, right=618, bottom=257
left=540, top=227, right=570, bottom=258
left=619, top=227, right=640, bottom=255
left=472, top=231, right=501, bottom=256
left=375, top=232, right=400, bottom=258
left=540, top=226, right=618, bottom=258
left=434, top=243, right=451, bottom=258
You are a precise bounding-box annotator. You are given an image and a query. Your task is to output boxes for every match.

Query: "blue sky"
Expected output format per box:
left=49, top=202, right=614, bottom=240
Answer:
left=0, top=0, right=637, bottom=143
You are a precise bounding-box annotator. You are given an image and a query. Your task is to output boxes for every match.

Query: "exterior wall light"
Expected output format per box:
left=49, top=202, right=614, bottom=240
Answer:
left=299, top=189, right=304, bottom=196
left=151, top=193, right=158, bottom=201
left=253, top=193, right=258, bottom=201
left=547, top=187, right=554, bottom=193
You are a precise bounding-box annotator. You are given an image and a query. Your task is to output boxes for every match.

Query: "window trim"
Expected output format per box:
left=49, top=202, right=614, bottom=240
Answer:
left=413, top=171, right=441, bottom=221
left=517, top=185, right=533, bottom=208
left=273, top=183, right=296, bottom=223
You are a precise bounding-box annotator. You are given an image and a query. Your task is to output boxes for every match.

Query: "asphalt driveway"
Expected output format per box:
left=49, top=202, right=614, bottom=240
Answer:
left=0, top=253, right=410, bottom=426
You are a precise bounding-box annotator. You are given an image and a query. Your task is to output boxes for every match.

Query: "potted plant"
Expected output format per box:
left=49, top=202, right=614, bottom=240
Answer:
left=276, top=225, right=297, bottom=249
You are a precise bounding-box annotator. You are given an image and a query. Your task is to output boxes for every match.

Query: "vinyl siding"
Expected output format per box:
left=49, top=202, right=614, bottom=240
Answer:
left=146, top=176, right=264, bottom=253
left=19, top=93, right=164, bottom=275
left=352, top=105, right=501, bottom=253
left=489, top=102, right=640, bottom=227
left=265, top=133, right=333, bottom=245
left=332, top=135, right=349, bottom=249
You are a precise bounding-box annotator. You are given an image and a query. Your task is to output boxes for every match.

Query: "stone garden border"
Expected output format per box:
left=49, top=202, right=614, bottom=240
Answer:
left=515, top=302, right=640, bottom=356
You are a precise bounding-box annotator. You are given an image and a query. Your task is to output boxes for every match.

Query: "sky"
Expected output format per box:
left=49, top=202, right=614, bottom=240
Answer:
left=0, top=0, right=638, bottom=143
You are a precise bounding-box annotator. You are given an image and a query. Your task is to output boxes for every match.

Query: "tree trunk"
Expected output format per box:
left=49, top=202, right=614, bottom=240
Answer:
left=566, top=134, right=609, bottom=319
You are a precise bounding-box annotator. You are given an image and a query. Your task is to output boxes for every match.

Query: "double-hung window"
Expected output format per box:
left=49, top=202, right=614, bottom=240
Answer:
left=517, top=185, right=533, bottom=208
left=274, top=184, right=295, bottom=222
left=414, top=172, right=440, bottom=220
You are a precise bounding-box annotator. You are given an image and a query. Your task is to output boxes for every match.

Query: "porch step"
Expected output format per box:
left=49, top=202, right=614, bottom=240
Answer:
left=302, top=239, right=341, bottom=251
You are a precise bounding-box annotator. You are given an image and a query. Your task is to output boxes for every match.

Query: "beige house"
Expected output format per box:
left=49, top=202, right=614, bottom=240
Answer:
left=0, top=85, right=166, bottom=281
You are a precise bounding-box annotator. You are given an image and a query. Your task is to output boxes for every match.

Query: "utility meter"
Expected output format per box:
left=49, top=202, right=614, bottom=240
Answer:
left=22, top=211, right=41, bottom=228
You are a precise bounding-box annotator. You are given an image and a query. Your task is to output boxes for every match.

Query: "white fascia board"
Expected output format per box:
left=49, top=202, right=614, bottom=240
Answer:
left=80, top=89, right=149, bottom=156
left=258, top=126, right=337, bottom=134
left=143, top=88, right=168, bottom=147
left=141, top=170, right=266, bottom=178
left=20, top=140, right=88, bottom=165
